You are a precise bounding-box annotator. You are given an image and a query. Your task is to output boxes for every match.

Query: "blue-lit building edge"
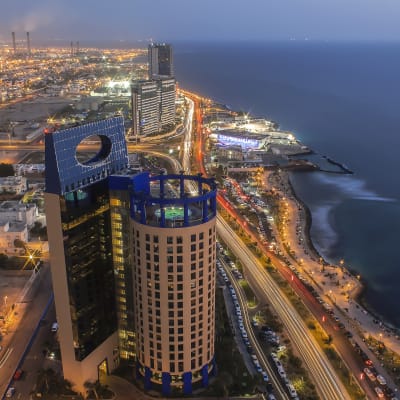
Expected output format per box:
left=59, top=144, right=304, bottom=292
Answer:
left=45, top=117, right=129, bottom=195
left=136, top=358, right=217, bottom=395
left=109, top=172, right=217, bottom=227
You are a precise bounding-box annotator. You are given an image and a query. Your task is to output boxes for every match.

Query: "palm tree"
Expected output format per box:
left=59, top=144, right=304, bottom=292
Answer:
left=84, top=380, right=100, bottom=400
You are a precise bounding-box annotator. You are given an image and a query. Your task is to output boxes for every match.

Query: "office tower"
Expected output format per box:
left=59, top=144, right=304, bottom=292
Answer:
left=45, top=117, right=216, bottom=395
left=159, top=77, right=176, bottom=129
left=70, top=41, right=74, bottom=56
left=109, top=171, right=217, bottom=395
left=11, top=32, right=16, bottom=54
left=148, top=43, right=174, bottom=79
left=131, top=80, right=160, bottom=137
left=44, top=117, right=129, bottom=392
left=131, top=78, right=176, bottom=138
left=26, top=32, right=31, bottom=56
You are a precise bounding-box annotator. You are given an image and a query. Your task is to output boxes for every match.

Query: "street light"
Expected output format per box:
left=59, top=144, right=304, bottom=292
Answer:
left=329, top=290, right=336, bottom=304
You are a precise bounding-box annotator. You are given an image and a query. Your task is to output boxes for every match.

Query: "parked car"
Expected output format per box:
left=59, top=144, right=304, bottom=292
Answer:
left=13, top=369, right=23, bottom=380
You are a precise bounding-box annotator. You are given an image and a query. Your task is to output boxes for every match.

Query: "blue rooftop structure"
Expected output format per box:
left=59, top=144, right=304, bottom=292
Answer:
left=109, top=171, right=217, bottom=228
left=45, top=117, right=129, bottom=195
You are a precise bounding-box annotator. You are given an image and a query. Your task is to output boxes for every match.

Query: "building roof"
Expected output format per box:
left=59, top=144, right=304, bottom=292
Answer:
left=45, top=117, right=129, bottom=195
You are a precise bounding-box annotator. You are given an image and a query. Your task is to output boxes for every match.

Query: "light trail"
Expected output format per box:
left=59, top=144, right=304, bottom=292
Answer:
left=217, top=216, right=350, bottom=400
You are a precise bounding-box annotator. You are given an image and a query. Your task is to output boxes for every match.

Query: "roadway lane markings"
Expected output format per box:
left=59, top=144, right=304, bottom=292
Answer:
left=0, top=347, right=14, bottom=368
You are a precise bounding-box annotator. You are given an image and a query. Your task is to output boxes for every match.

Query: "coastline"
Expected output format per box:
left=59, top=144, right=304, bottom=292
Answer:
left=285, top=170, right=400, bottom=336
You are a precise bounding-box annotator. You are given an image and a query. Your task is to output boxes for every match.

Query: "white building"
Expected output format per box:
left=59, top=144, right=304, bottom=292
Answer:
left=0, top=221, right=28, bottom=254
left=0, top=176, right=27, bottom=194
left=0, top=201, right=38, bottom=228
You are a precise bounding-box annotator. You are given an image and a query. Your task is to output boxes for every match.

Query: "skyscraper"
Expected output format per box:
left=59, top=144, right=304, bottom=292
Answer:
left=131, top=80, right=160, bottom=137
left=131, top=77, right=176, bottom=138
left=45, top=117, right=217, bottom=395
left=109, top=171, right=217, bottom=395
left=44, top=117, right=129, bottom=392
left=148, top=43, right=174, bottom=79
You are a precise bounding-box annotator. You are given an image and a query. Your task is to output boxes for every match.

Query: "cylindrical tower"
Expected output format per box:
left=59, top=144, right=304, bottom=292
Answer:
left=130, top=172, right=217, bottom=395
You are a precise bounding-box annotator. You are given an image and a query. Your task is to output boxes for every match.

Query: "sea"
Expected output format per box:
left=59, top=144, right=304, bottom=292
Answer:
left=173, top=41, right=400, bottom=328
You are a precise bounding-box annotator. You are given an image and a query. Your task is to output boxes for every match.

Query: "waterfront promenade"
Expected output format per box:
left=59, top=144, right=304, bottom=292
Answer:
left=265, top=169, right=400, bottom=391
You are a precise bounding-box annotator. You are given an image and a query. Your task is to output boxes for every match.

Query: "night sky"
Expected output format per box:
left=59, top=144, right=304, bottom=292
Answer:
left=1, top=0, right=400, bottom=43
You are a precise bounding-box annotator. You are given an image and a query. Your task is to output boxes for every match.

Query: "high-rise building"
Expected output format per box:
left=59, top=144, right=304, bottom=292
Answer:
left=132, top=80, right=160, bottom=137
left=159, top=77, right=176, bottom=129
left=26, top=32, right=31, bottom=56
left=148, top=43, right=174, bottom=79
left=109, top=171, right=217, bottom=395
left=44, top=117, right=129, bottom=392
left=11, top=32, right=16, bottom=54
left=131, top=77, right=176, bottom=138
left=45, top=117, right=217, bottom=395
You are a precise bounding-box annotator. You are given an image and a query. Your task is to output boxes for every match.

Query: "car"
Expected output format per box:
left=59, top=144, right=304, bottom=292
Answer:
left=374, top=386, right=385, bottom=398
left=363, top=367, right=376, bottom=381
left=270, top=352, right=278, bottom=362
left=267, top=394, right=277, bottom=400
left=286, top=383, right=298, bottom=398
left=13, top=369, right=23, bottom=380
left=261, top=371, right=269, bottom=382
left=376, top=374, right=387, bottom=385
left=265, top=382, right=274, bottom=393
left=51, top=322, right=59, bottom=332
left=6, top=387, right=15, bottom=398
left=278, top=368, right=286, bottom=379
left=383, top=386, right=394, bottom=397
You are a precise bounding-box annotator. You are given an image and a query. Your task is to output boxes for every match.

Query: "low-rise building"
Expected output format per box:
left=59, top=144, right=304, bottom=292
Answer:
left=0, top=220, right=28, bottom=254
left=0, top=201, right=38, bottom=228
left=216, top=145, right=243, bottom=161
left=0, top=176, right=27, bottom=194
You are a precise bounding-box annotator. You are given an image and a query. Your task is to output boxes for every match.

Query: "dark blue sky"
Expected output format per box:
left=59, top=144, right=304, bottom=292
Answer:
left=1, top=0, right=400, bottom=44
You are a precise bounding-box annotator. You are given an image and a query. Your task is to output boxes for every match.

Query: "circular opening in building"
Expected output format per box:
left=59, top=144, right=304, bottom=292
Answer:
left=75, top=134, right=112, bottom=165
left=154, top=206, right=191, bottom=221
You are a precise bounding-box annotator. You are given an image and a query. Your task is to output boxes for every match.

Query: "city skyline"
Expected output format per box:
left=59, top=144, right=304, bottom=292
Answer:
left=1, top=0, right=400, bottom=43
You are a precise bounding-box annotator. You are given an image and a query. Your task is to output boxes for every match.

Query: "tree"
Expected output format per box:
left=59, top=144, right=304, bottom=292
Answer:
left=84, top=380, right=100, bottom=400
left=0, top=253, right=8, bottom=268
left=0, top=163, right=14, bottom=177
left=14, top=239, right=26, bottom=249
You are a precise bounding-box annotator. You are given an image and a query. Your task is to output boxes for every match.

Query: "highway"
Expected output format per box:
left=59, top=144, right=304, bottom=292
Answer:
left=0, top=264, right=53, bottom=400
left=219, top=257, right=289, bottom=400
left=217, top=216, right=350, bottom=400
left=0, top=91, right=353, bottom=399
left=181, top=92, right=352, bottom=399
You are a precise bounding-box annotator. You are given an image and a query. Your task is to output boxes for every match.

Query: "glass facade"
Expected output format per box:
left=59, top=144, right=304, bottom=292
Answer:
left=109, top=190, right=136, bottom=361
left=61, top=180, right=118, bottom=361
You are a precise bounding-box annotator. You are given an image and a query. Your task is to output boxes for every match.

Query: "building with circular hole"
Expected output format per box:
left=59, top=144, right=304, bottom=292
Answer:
left=110, top=171, right=217, bottom=395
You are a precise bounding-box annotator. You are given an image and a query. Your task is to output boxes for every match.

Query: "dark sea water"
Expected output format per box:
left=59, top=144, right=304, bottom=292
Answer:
left=174, top=41, right=400, bottom=327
